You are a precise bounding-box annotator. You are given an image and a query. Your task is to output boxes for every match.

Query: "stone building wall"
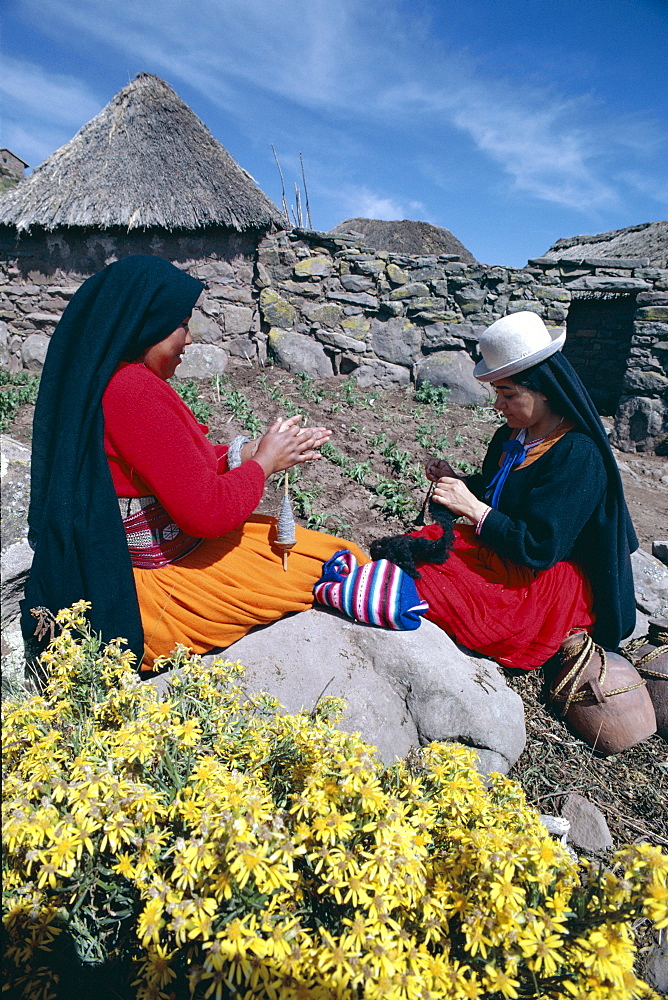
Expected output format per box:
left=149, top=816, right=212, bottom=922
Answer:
left=1, top=225, right=666, bottom=452
left=0, top=226, right=261, bottom=373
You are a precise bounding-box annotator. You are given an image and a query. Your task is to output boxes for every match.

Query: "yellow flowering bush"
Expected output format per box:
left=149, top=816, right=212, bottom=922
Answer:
left=2, top=603, right=667, bottom=1000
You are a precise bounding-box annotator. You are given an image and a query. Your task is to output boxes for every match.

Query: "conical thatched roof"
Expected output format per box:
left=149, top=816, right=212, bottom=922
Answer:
left=542, top=221, right=667, bottom=268
left=0, top=73, right=285, bottom=232
left=329, top=218, right=479, bottom=264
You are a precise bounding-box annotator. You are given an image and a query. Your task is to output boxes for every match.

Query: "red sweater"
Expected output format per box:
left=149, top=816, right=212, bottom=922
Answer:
left=102, top=363, right=266, bottom=538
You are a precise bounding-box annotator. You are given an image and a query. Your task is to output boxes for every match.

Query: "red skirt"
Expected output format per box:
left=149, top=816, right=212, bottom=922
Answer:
left=413, top=524, right=595, bottom=671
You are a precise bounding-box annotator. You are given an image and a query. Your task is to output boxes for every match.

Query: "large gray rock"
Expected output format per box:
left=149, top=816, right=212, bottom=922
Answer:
left=259, top=289, right=297, bottom=329
left=566, top=276, right=650, bottom=292
left=416, top=351, right=488, bottom=405
left=371, top=316, right=422, bottom=367
left=189, top=309, right=221, bottom=343
left=340, top=274, right=375, bottom=294
left=268, top=329, right=332, bottom=377
left=176, top=344, right=227, bottom=379
left=21, top=333, right=50, bottom=370
left=645, top=936, right=668, bottom=995
left=221, top=304, right=253, bottom=336
left=1, top=437, right=33, bottom=678
left=355, top=359, right=410, bottom=389
left=1, top=539, right=33, bottom=623
left=0, top=321, right=9, bottom=369
left=632, top=548, right=668, bottom=617
left=612, top=396, right=668, bottom=453
left=1, top=436, right=31, bottom=551
left=653, top=541, right=668, bottom=567
left=150, top=608, right=527, bottom=774
left=558, top=793, right=613, bottom=854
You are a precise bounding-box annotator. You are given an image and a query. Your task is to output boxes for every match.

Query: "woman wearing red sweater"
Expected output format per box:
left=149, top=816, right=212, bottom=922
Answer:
left=22, top=255, right=367, bottom=669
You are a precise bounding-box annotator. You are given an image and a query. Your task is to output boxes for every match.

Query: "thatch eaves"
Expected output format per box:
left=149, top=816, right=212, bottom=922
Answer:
left=0, top=73, right=286, bottom=233
left=542, top=221, right=667, bottom=268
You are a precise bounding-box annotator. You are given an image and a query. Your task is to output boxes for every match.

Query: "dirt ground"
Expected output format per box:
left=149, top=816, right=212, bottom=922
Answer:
left=6, top=358, right=668, bottom=851
left=197, top=359, right=668, bottom=551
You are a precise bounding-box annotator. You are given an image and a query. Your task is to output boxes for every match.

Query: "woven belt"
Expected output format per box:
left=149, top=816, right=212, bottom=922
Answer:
left=118, top=495, right=203, bottom=568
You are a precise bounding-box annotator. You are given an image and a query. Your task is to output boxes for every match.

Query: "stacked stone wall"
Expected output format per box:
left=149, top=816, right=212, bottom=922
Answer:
left=0, top=227, right=260, bottom=373
left=1, top=225, right=666, bottom=452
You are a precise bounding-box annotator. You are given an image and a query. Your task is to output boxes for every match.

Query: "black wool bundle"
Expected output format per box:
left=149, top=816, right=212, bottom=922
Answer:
left=369, top=503, right=456, bottom=579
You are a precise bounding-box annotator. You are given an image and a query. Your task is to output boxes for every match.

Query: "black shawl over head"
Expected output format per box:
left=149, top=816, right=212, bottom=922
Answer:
left=512, top=351, right=638, bottom=647
left=21, top=255, right=204, bottom=662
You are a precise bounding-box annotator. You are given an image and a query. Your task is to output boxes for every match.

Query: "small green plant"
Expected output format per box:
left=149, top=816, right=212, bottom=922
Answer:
left=331, top=376, right=375, bottom=412
left=0, top=371, right=41, bottom=432
left=257, top=373, right=289, bottom=406
left=367, top=429, right=390, bottom=450
left=413, top=382, right=451, bottom=412
left=171, top=378, right=212, bottom=424
left=304, top=511, right=352, bottom=535
left=415, top=422, right=435, bottom=449
left=417, top=424, right=450, bottom=457
left=453, top=458, right=479, bottom=476
left=213, top=380, right=266, bottom=437
left=348, top=460, right=372, bottom=484
left=320, top=442, right=349, bottom=468
left=296, top=372, right=326, bottom=404
left=373, top=478, right=417, bottom=520
left=381, top=443, right=413, bottom=476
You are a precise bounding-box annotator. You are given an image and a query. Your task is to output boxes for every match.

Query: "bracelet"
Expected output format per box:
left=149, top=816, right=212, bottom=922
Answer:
left=475, top=506, right=491, bottom=535
left=227, top=435, right=251, bottom=470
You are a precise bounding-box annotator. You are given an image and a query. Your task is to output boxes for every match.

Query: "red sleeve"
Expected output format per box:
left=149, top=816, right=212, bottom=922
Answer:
left=102, top=364, right=265, bottom=537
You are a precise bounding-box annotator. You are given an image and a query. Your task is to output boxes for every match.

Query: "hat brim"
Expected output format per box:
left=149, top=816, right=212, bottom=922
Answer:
left=473, top=329, right=566, bottom=382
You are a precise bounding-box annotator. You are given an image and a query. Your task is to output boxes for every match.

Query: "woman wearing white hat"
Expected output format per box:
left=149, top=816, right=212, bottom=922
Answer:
left=409, top=311, right=638, bottom=672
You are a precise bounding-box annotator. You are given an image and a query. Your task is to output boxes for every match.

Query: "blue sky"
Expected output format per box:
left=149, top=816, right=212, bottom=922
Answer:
left=2, top=0, right=667, bottom=266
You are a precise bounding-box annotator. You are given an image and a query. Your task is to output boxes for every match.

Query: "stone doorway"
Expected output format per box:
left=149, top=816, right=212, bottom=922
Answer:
left=564, top=295, right=637, bottom=414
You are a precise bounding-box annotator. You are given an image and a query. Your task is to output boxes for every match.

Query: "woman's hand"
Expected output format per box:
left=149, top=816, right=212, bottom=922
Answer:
left=251, top=416, right=331, bottom=477
left=432, top=476, right=489, bottom=524
left=277, top=414, right=331, bottom=451
left=425, top=457, right=462, bottom=482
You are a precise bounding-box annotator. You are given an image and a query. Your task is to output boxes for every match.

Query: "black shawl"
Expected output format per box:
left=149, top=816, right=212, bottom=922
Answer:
left=21, top=255, right=204, bottom=662
left=512, top=351, right=638, bottom=647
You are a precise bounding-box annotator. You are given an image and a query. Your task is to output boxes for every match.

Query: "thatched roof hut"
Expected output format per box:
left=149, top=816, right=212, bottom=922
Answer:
left=542, top=221, right=667, bottom=268
left=0, top=73, right=285, bottom=233
left=329, top=218, right=479, bottom=264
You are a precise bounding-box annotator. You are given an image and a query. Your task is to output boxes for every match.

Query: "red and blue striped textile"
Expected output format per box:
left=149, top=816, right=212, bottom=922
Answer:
left=313, top=549, right=429, bottom=631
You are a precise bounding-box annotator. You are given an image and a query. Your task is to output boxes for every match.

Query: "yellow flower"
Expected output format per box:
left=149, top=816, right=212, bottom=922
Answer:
left=484, top=963, right=520, bottom=999
left=138, top=898, right=165, bottom=947
left=488, top=877, right=526, bottom=912
left=113, top=853, right=137, bottom=879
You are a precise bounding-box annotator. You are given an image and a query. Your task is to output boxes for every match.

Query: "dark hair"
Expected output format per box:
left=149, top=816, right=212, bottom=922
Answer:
left=508, top=359, right=565, bottom=415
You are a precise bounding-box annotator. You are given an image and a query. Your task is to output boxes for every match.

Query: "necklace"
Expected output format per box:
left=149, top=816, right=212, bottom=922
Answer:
left=523, top=416, right=564, bottom=448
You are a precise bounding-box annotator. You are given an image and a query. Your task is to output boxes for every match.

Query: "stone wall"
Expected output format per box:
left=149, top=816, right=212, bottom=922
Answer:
left=0, top=226, right=261, bottom=373
left=1, top=225, right=666, bottom=452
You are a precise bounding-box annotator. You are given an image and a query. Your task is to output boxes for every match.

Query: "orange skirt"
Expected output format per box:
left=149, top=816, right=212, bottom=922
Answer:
left=134, top=515, right=368, bottom=669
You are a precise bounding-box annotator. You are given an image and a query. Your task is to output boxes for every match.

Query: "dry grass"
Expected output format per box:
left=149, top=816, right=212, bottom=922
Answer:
left=508, top=670, right=668, bottom=850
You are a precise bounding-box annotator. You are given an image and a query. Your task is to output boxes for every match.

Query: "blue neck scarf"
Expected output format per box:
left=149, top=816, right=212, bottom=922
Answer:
left=484, top=437, right=527, bottom=508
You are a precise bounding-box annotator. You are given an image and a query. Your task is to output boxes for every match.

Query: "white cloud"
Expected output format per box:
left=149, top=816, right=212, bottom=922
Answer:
left=0, top=56, right=101, bottom=128
left=450, top=90, right=619, bottom=211
left=7, top=0, right=666, bottom=217
left=0, top=56, right=103, bottom=164
left=617, top=170, right=668, bottom=207
left=342, top=187, right=407, bottom=221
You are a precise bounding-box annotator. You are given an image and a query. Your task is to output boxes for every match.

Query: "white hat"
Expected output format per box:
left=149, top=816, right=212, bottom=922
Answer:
left=473, top=312, right=566, bottom=382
